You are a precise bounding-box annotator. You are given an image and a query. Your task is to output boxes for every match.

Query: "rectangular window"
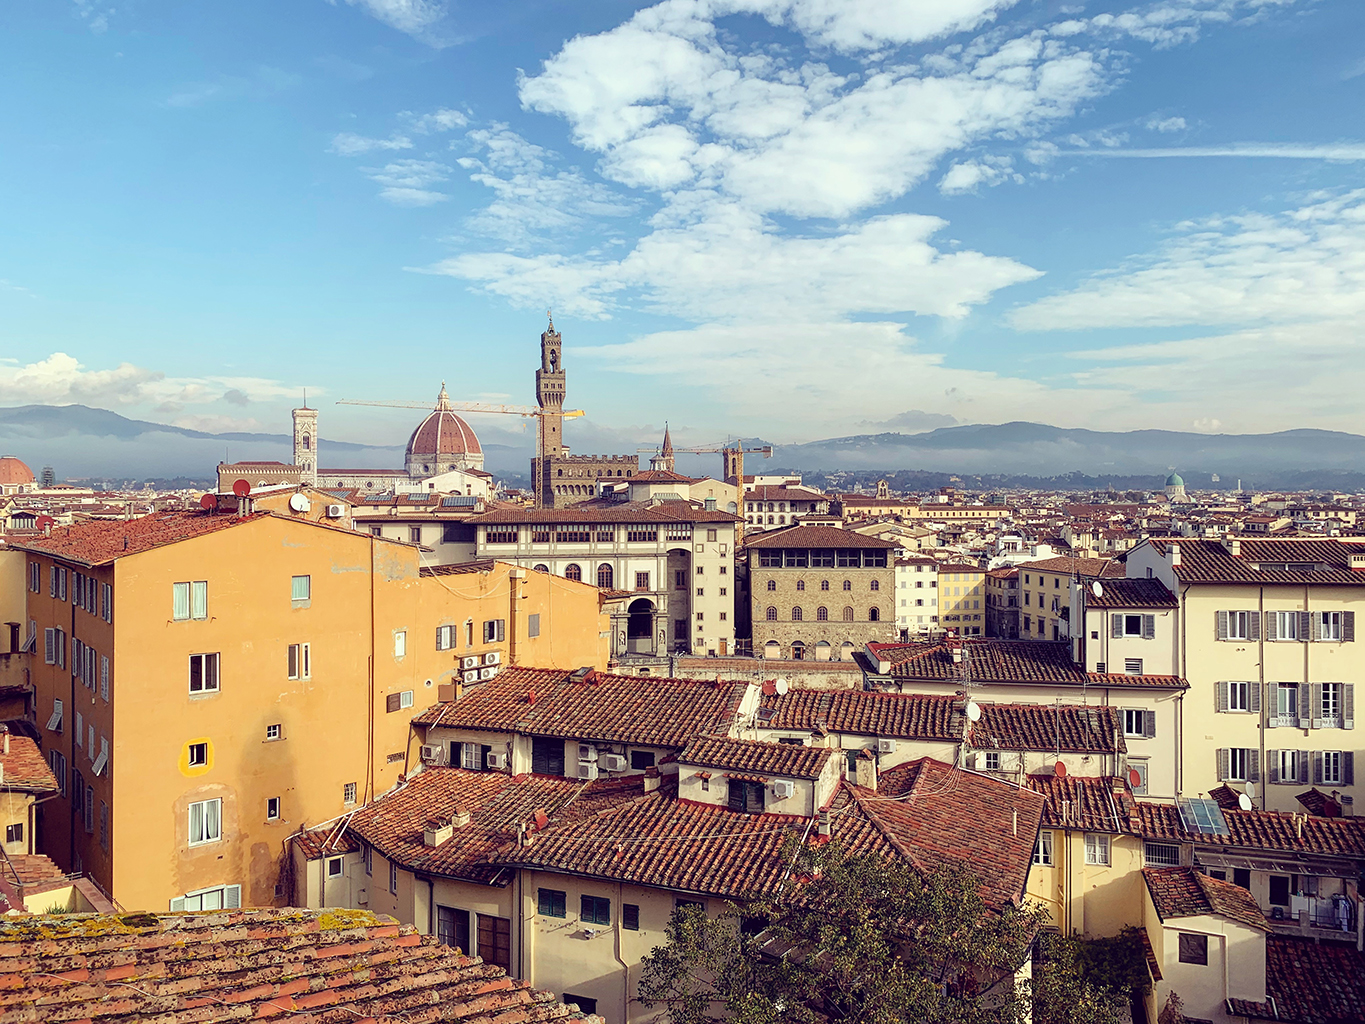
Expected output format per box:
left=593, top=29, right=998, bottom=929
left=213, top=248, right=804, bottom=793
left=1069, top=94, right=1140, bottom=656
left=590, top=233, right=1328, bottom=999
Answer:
left=1123, top=709, right=1145, bottom=737
left=99, top=803, right=108, bottom=850
left=622, top=903, right=640, bottom=930
left=1321, top=751, right=1344, bottom=786
left=328, top=857, right=344, bottom=878
left=1270, top=611, right=1300, bottom=640
left=1084, top=833, right=1110, bottom=866
left=626, top=528, right=657, bottom=542
left=1124, top=658, right=1143, bottom=675
left=1129, top=760, right=1149, bottom=794
left=727, top=779, right=765, bottom=814
left=171, top=580, right=206, bottom=619
left=188, top=798, right=222, bottom=846
left=28, top=561, right=39, bottom=593
left=485, top=529, right=518, bottom=544
left=984, top=751, right=1001, bottom=772
left=287, top=642, right=311, bottom=680
left=631, top=750, right=656, bottom=770
left=1033, top=830, right=1053, bottom=866
left=409, top=526, right=422, bottom=543
left=188, top=742, right=208, bottom=767
left=399, top=690, right=414, bottom=709
left=1144, top=842, right=1181, bottom=867
left=1224, top=610, right=1252, bottom=640
left=1221, top=747, right=1256, bottom=782
left=291, top=575, right=311, bottom=603
left=389, top=862, right=399, bottom=894
left=482, top=619, right=506, bottom=643
left=1178, top=933, right=1208, bottom=966
left=5, top=822, right=23, bottom=845
left=170, top=884, right=241, bottom=912
left=538, top=888, right=567, bottom=918
left=189, top=653, right=220, bottom=693
left=1318, top=611, right=1347, bottom=641
left=528, top=613, right=541, bottom=638
left=477, top=915, right=511, bottom=971
left=531, top=737, right=565, bottom=776
left=436, top=905, right=470, bottom=951
left=1226, top=681, right=1251, bottom=712
left=1321, top=683, right=1343, bottom=728
left=344, top=782, right=357, bottom=805
left=100, top=656, right=109, bottom=701
left=581, top=895, right=611, bottom=926
left=267, top=797, right=280, bottom=820
left=173, top=582, right=190, bottom=621
left=635, top=571, right=651, bottom=591
left=436, top=625, right=455, bottom=650
left=394, top=631, right=406, bottom=657
left=266, top=724, right=281, bottom=741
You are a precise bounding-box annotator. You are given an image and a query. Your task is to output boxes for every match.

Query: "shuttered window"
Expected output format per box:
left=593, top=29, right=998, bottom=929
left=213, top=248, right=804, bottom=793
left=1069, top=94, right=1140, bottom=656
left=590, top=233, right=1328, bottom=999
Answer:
left=476, top=915, right=511, bottom=971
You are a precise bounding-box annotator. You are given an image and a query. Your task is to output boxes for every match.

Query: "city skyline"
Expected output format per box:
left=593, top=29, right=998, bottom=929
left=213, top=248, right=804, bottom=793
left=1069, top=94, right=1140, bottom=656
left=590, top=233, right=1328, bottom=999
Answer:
left=2, top=0, right=1363, bottom=448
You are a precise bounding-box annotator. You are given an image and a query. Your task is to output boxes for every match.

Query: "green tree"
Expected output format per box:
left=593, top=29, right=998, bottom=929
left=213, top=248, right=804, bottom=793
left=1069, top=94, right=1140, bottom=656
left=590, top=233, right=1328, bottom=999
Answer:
left=638, top=840, right=1046, bottom=1024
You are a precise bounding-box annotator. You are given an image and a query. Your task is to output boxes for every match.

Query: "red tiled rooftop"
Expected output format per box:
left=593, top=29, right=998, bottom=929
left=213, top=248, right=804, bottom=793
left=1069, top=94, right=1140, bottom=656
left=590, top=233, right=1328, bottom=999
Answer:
left=1016, top=555, right=1123, bottom=577
left=1085, top=577, right=1178, bottom=608
left=1143, top=866, right=1268, bottom=931
left=758, top=689, right=962, bottom=741
left=470, top=503, right=740, bottom=525
left=1146, top=537, right=1365, bottom=585
left=972, top=703, right=1125, bottom=754
left=1027, top=774, right=1134, bottom=833
left=1138, top=803, right=1365, bottom=858
left=680, top=735, right=833, bottom=779
left=0, top=735, right=60, bottom=793
left=8, top=509, right=266, bottom=567
left=744, top=525, right=897, bottom=550
left=1229, top=935, right=1365, bottom=1024
left=867, top=639, right=1090, bottom=686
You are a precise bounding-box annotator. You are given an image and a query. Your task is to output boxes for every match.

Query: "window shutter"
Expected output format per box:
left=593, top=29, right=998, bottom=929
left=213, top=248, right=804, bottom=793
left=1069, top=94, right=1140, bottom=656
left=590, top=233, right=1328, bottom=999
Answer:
left=1310, top=613, right=1321, bottom=642
left=224, top=885, right=241, bottom=909
left=1248, top=749, right=1260, bottom=783
left=1267, top=752, right=1279, bottom=785
left=1216, top=681, right=1229, bottom=713
left=1111, top=614, right=1123, bottom=639
left=1247, top=611, right=1260, bottom=641
left=44, top=628, right=54, bottom=665
left=1216, top=748, right=1229, bottom=781
left=1216, top=610, right=1229, bottom=640
left=1344, top=752, right=1355, bottom=786
left=1298, top=751, right=1310, bottom=785
left=1311, top=683, right=1323, bottom=730
left=170, top=896, right=187, bottom=912
left=385, top=693, right=401, bottom=714
left=1313, top=751, right=1324, bottom=785
left=1345, top=611, right=1356, bottom=642
left=1343, top=684, right=1354, bottom=730
left=1299, top=684, right=1312, bottom=730
left=1249, top=681, right=1262, bottom=714
left=1267, top=683, right=1280, bottom=728
left=1142, top=614, right=1155, bottom=640
left=1264, top=612, right=1278, bottom=641
left=1296, top=610, right=1310, bottom=640
left=1143, top=710, right=1156, bottom=739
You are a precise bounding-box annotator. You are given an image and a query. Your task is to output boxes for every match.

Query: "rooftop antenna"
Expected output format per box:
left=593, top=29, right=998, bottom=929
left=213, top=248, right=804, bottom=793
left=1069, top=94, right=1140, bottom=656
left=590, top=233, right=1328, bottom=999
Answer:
left=547, top=307, right=554, bottom=330
left=303, top=387, right=308, bottom=410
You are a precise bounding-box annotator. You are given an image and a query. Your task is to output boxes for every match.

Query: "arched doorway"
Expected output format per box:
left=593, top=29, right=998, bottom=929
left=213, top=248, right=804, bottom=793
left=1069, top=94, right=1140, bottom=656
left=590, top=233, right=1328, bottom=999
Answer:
left=627, top=598, right=656, bottom=654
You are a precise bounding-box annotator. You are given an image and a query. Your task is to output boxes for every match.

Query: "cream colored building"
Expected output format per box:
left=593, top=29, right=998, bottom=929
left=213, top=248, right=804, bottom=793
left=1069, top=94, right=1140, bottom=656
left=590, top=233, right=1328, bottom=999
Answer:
left=937, top=561, right=984, bottom=636
left=895, top=556, right=938, bottom=635
left=1017, top=556, right=1122, bottom=642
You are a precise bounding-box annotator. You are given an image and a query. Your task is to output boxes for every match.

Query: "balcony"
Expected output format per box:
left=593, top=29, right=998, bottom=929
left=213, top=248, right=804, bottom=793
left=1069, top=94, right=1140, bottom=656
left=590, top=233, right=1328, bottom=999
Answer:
left=1267, top=895, right=1357, bottom=937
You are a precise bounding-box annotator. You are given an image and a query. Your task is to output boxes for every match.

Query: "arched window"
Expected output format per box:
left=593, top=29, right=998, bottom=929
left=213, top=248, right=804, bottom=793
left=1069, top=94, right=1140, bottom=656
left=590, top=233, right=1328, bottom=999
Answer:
left=597, top=563, right=614, bottom=589
left=766, top=606, right=778, bottom=621
left=821, top=580, right=830, bottom=591
left=791, top=641, right=805, bottom=661
left=870, top=580, right=880, bottom=591
left=778, top=515, right=786, bottom=524
left=869, top=607, right=880, bottom=622
left=302, top=435, right=311, bottom=451
left=533, top=564, right=549, bottom=573
left=842, top=607, right=854, bottom=622
left=766, top=580, right=776, bottom=591
left=564, top=564, right=582, bottom=582
left=557, top=469, right=564, bottom=477
left=792, top=607, right=803, bottom=621
left=817, top=606, right=828, bottom=621
left=796, top=580, right=805, bottom=591
left=767, top=516, right=774, bottom=524
left=767, top=503, right=774, bottom=512
left=842, top=580, right=852, bottom=591
left=727, top=501, right=737, bottom=514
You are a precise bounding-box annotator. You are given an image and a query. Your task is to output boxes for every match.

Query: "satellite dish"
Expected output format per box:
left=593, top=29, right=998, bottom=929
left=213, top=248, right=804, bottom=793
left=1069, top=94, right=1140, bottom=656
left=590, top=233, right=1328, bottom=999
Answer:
left=1128, top=768, right=1142, bottom=789
left=1091, top=581, right=1104, bottom=598
left=199, top=493, right=219, bottom=510
left=35, top=515, right=54, bottom=531
left=232, top=479, right=252, bottom=497
left=966, top=701, right=982, bottom=722
left=775, top=678, right=789, bottom=695
left=761, top=680, right=776, bottom=697
left=1238, top=793, right=1253, bottom=811
left=288, top=493, right=310, bottom=513
left=1245, top=780, right=1257, bottom=799
left=1054, top=760, right=1068, bottom=778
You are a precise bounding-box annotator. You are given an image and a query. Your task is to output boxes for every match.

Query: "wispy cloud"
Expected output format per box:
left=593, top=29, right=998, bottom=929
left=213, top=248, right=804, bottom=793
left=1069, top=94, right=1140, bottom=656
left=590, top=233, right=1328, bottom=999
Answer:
left=363, top=159, right=451, bottom=205
left=164, top=67, right=300, bottom=109
left=331, top=132, right=414, bottom=155
left=72, top=0, right=114, bottom=34
left=335, top=0, right=456, bottom=46
left=1069, top=143, right=1365, bottom=159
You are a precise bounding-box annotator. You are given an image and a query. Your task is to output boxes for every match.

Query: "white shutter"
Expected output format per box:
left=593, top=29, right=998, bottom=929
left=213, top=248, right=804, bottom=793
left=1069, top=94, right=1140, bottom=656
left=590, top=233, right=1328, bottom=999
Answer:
left=224, top=885, right=241, bottom=909
left=1249, top=681, right=1262, bottom=714
left=1143, top=710, right=1156, bottom=739
left=1311, top=683, right=1323, bottom=730
left=1264, top=612, right=1278, bottom=641
left=1267, top=751, right=1280, bottom=785
left=1142, top=614, right=1155, bottom=640
left=1111, top=614, right=1123, bottom=639
left=1216, top=610, right=1229, bottom=640
left=1217, top=748, right=1229, bottom=781
left=170, top=896, right=187, bottom=912
left=100, top=656, right=109, bottom=701
left=44, top=628, right=55, bottom=665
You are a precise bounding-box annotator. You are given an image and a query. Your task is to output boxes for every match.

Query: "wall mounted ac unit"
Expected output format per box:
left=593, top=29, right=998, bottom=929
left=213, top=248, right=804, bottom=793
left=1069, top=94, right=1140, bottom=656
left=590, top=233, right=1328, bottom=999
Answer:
left=484, top=651, right=502, bottom=666
left=877, top=738, right=897, bottom=754
left=462, top=669, right=480, bottom=684
left=601, top=753, right=627, bottom=772
left=326, top=504, right=346, bottom=518
left=480, top=667, right=498, bottom=680
left=461, top=656, right=481, bottom=670
left=577, top=761, right=599, bottom=781
left=578, top=745, right=598, bottom=762
left=773, top=779, right=795, bottom=799
left=486, top=751, right=508, bottom=770
left=419, top=744, right=445, bottom=765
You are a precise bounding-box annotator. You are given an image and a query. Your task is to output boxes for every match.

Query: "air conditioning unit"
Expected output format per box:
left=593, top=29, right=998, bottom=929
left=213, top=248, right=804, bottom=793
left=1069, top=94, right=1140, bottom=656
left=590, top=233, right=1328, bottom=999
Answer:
left=420, top=744, right=446, bottom=765
left=577, top=761, right=599, bottom=781
left=461, top=656, right=481, bottom=670
left=326, top=504, right=346, bottom=518
left=773, top=779, right=795, bottom=799
left=484, top=651, right=502, bottom=666
left=578, top=745, right=598, bottom=762
left=356, top=887, right=368, bottom=905
left=486, top=751, right=508, bottom=770
left=877, top=738, right=897, bottom=754
left=480, top=667, right=498, bottom=681
left=462, top=669, right=480, bottom=684
left=601, top=753, right=627, bottom=772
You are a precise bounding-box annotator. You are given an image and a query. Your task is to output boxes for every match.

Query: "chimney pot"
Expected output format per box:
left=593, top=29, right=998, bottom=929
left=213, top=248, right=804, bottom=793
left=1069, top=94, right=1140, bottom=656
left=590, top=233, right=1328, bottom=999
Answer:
left=643, top=766, right=661, bottom=793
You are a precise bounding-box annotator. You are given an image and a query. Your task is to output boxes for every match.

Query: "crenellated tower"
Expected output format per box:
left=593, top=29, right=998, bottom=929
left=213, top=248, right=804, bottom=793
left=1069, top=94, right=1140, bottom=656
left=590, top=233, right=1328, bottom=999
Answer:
left=534, top=315, right=566, bottom=506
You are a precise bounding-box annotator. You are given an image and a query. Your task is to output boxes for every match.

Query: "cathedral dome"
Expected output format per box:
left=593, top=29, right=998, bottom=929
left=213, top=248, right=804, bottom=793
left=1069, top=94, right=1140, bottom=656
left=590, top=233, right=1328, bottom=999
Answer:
left=1165, top=471, right=1184, bottom=487
left=0, top=456, right=35, bottom=487
left=404, top=385, right=484, bottom=477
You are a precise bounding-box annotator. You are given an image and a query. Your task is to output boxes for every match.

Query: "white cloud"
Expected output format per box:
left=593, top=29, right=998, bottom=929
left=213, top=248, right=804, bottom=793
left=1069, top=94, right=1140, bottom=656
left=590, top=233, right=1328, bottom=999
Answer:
left=72, top=1, right=113, bottom=33
left=1068, top=143, right=1365, bottom=159
left=1010, top=190, right=1365, bottom=330
left=340, top=0, right=450, bottom=42
left=331, top=132, right=414, bottom=155
left=938, top=155, right=1018, bottom=194
left=363, top=159, right=451, bottom=205
left=405, top=108, right=468, bottom=133
left=1081, top=0, right=1302, bottom=49
left=1145, top=115, right=1187, bottom=132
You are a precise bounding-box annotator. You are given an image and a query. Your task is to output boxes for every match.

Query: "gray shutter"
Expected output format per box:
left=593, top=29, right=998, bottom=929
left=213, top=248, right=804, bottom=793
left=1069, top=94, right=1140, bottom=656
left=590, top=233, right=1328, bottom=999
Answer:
left=44, top=628, right=54, bottom=665
left=1313, top=751, right=1324, bottom=785
left=1343, top=683, right=1354, bottom=730
left=1267, top=683, right=1280, bottom=728
left=1299, top=611, right=1312, bottom=641
left=1217, top=610, right=1229, bottom=640
left=1267, top=752, right=1280, bottom=785
left=1311, top=683, right=1323, bottom=730
left=1310, top=613, right=1321, bottom=642
left=385, top=693, right=400, bottom=714
left=1265, top=612, right=1278, bottom=641
left=170, top=896, right=187, bottom=912
left=1217, top=748, right=1229, bottom=781
left=1142, top=614, right=1155, bottom=640
left=1247, top=611, right=1260, bottom=641
left=1112, top=614, right=1123, bottom=639
left=1344, top=752, right=1355, bottom=786
left=1298, top=751, right=1310, bottom=785
left=1248, top=748, right=1260, bottom=783
left=224, top=885, right=241, bottom=909
left=1143, top=710, right=1157, bottom=739
left=1249, top=681, right=1262, bottom=714
left=1345, top=611, right=1356, bottom=642
left=1299, top=684, right=1312, bottom=730
left=1216, top=681, right=1229, bottom=713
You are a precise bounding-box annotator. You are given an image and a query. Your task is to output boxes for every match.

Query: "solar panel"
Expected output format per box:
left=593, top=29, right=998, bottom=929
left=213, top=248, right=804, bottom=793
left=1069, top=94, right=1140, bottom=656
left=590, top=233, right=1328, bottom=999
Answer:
left=1177, top=798, right=1229, bottom=836
left=441, top=496, right=476, bottom=507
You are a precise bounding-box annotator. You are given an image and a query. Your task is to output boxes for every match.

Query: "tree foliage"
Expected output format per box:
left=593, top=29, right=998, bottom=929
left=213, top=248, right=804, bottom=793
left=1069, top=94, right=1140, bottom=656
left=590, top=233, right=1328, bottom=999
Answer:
left=637, top=840, right=1046, bottom=1024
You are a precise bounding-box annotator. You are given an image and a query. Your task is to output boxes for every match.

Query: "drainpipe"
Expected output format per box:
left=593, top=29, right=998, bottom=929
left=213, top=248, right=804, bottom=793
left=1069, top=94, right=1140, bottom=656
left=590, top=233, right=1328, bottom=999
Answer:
left=1258, top=585, right=1266, bottom=810
left=615, top=880, right=630, bottom=1024
left=1178, top=583, right=1189, bottom=798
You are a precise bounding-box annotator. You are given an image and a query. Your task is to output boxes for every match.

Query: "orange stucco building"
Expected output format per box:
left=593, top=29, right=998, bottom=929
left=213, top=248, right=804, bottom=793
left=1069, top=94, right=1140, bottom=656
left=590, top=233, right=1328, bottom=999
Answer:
left=9, top=507, right=608, bottom=912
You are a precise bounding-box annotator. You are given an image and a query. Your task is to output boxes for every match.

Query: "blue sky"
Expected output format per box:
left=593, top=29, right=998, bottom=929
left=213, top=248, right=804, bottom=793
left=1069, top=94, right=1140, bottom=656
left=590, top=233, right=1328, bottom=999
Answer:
left=2, top=0, right=1363, bottom=452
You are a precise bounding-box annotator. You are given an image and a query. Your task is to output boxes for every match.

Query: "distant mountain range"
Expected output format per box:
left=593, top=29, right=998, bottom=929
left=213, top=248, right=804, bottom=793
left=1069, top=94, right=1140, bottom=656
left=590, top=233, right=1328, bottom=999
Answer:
left=3, top=404, right=1364, bottom=491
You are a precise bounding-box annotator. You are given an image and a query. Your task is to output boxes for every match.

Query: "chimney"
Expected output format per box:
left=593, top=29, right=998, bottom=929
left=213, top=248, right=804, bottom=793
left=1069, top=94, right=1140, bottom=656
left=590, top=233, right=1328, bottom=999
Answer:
left=1223, top=537, right=1241, bottom=557
left=818, top=809, right=831, bottom=837
left=643, top=766, right=661, bottom=793
left=423, top=818, right=455, bottom=847
left=451, top=806, right=472, bottom=829
left=1170, top=542, right=1181, bottom=567
left=854, top=749, right=878, bottom=792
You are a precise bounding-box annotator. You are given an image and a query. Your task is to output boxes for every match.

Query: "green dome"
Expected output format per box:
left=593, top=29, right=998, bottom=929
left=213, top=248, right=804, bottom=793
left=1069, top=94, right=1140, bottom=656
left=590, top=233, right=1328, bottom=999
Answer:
left=1165, top=472, right=1184, bottom=487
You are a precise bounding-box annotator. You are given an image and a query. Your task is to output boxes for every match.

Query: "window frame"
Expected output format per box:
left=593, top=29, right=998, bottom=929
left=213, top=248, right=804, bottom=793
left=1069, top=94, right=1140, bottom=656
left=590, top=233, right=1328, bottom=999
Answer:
left=188, top=652, right=220, bottom=694
left=1084, top=833, right=1110, bottom=866
left=1033, top=830, right=1053, bottom=866
left=1177, top=932, right=1208, bottom=966
left=188, top=798, right=222, bottom=847
left=291, top=575, right=311, bottom=603
left=538, top=888, right=567, bottom=918
left=580, top=894, right=611, bottom=926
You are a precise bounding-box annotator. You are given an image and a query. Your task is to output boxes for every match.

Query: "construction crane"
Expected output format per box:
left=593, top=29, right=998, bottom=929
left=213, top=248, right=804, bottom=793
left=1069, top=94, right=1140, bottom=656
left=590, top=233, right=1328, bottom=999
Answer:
left=637, top=438, right=773, bottom=487
left=336, top=396, right=585, bottom=421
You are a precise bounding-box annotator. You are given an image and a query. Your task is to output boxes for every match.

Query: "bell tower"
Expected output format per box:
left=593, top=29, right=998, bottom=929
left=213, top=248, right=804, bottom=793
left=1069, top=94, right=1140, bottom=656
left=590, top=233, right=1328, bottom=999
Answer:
left=534, top=314, right=566, bottom=507
left=292, top=401, right=318, bottom=487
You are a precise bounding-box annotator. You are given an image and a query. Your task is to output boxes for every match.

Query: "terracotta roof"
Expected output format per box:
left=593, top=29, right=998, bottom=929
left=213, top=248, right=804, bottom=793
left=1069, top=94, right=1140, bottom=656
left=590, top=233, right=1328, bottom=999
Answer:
left=7, top=509, right=266, bottom=567
left=0, top=907, right=598, bottom=1024
left=1016, top=556, right=1123, bottom=577
left=1027, top=774, right=1134, bottom=833
left=679, top=736, right=833, bottom=779
left=421, top=559, right=498, bottom=577
left=291, top=821, right=363, bottom=860
left=757, top=689, right=961, bottom=740
left=630, top=470, right=697, bottom=483
left=1295, top=788, right=1343, bottom=817
left=1143, top=866, right=1269, bottom=930
left=4, top=854, right=69, bottom=888
left=744, top=525, right=897, bottom=550
left=746, top=487, right=827, bottom=502
left=412, top=667, right=750, bottom=747
left=972, top=704, right=1125, bottom=755
left=1137, top=803, right=1365, bottom=858
left=1146, top=537, right=1365, bottom=585
left=0, top=735, right=59, bottom=794
left=1085, top=672, right=1189, bottom=689
left=867, top=639, right=1090, bottom=686
left=1229, top=935, right=1365, bottom=1024
left=470, top=504, right=740, bottom=525
left=1085, top=577, right=1178, bottom=608
left=0, top=457, right=35, bottom=486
